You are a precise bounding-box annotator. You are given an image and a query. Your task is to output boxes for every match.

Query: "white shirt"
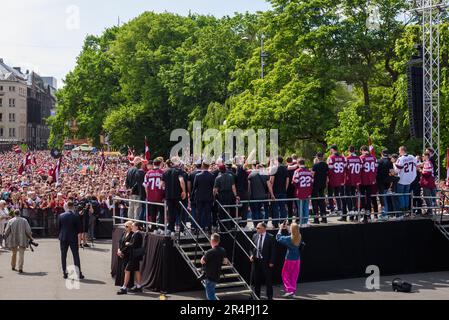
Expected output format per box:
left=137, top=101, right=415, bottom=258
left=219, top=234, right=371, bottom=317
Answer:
left=395, top=154, right=417, bottom=185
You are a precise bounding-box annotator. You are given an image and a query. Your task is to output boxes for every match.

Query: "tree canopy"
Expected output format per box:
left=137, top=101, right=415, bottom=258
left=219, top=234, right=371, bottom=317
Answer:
left=49, top=0, right=449, bottom=167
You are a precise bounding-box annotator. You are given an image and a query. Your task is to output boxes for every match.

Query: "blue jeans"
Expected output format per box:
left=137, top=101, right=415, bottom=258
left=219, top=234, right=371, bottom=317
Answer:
left=139, top=203, right=147, bottom=222
left=396, top=184, right=411, bottom=211
left=205, top=280, right=217, bottom=300
left=297, top=200, right=309, bottom=225
left=272, top=193, right=287, bottom=227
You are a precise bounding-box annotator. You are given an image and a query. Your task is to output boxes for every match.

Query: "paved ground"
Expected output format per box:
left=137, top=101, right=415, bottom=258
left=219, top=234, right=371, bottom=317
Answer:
left=1, top=238, right=448, bottom=300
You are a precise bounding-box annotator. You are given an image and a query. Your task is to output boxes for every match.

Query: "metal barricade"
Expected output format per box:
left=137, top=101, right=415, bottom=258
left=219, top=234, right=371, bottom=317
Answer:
left=112, top=197, right=167, bottom=233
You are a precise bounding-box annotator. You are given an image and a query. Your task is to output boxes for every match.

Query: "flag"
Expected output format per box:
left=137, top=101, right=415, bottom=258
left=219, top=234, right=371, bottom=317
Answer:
left=100, top=151, right=106, bottom=173
left=25, top=153, right=32, bottom=166
left=18, top=155, right=26, bottom=175
left=31, top=154, right=37, bottom=166
left=368, top=136, right=376, bottom=157
left=12, top=145, right=21, bottom=154
left=144, top=136, right=151, bottom=161
left=446, top=148, right=449, bottom=187
left=127, top=146, right=135, bottom=162
left=51, top=157, right=62, bottom=184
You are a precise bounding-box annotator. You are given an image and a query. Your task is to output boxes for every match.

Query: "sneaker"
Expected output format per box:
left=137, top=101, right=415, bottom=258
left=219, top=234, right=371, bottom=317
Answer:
left=282, top=292, right=295, bottom=298
left=337, top=217, right=347, bottom=222
left=117, top=288, right=127, bottom=295
left=153, top=230, right=159, bottom=235
left=128, top=286, right=143, bottom=293
left=63, top=273, right=68, bottom=279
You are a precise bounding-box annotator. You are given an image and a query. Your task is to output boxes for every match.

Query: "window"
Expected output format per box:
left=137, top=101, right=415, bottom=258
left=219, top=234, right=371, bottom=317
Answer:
left=0, top=113, right=2, bottom=122
left=9, top=86, right=15, bottom=92
left=0, top=127, right=3, bottom=137
left=9, top=99, right=15, bottom=107
left=9, top=128, right=15, bottom=137
left=0, top=86, right=3, bottom=91
left=0, top=98, right=2, bottom=107
left=9, top=113, right=15, bottom=122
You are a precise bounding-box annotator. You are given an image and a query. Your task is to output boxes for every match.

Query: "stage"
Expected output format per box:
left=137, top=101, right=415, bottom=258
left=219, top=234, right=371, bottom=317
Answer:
left=111, top=218, right=449, bottom=293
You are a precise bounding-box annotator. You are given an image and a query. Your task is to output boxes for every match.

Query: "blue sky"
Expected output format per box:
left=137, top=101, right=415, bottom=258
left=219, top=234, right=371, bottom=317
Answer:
left=1, top=0, right=271, bottom=87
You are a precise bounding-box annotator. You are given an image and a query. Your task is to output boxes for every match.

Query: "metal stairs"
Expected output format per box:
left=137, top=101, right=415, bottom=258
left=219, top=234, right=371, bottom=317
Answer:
left=174, top=202, right=258, bottom=300
left=434, top=191, right=449, bottom=241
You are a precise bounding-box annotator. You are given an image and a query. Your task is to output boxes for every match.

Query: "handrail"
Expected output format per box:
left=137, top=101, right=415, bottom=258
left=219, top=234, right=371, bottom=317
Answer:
left=112, top=197, right=165, bottom=206
left=179, top=201, right=210, bottom=241
left=216, top=201, right=259, bottom=255
left=112, top=216, right=165, bottom=228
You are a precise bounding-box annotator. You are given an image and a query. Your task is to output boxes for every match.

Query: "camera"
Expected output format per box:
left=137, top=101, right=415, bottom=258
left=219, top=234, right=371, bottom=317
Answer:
left=28, top=239, right=39, bottom=252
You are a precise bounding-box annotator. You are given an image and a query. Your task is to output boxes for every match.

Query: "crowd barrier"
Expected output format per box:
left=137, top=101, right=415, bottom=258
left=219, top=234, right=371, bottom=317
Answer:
left=112, top=189, right=447, bottom=235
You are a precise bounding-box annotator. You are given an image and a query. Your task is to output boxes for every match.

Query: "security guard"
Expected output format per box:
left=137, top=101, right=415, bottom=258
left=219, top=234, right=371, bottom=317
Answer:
left=214, top=164, right=239, bottom=231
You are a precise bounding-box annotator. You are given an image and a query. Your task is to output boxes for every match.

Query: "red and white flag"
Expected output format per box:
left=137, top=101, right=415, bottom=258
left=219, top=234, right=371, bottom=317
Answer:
left=144, top=137, right=151, bottom=161
left=368, top=136, right=376, bottom=157
left=51, top=157, right=62, bottom=184
left=446, top=148, right=449, bottom=187
left=127, top=146, right=135, bottom=162
left=13, top=145, right=21, bottom=154
left=18, top=155, right=26, bottom=175
left=31, top=153, right=37, bottom=166
left=100, top=151, right=106, bottom=173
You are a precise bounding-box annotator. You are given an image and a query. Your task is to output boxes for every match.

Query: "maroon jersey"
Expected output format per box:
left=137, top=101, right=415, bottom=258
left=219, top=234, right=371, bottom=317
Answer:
left=360, top=155, right=377, bottom=185
left=420, top=160, right=436, bottom=189
left=292, top=167, right=314, bottom=200
left=345, top=155, right=362, bottom=186
left=144, top=168, right=164, bottom=203
left=327, top=154, right=346, bottom=187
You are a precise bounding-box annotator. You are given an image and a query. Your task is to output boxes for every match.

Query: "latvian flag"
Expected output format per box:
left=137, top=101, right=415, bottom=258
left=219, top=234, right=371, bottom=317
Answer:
left=145, top=136, right=151, bottom=161
left=31, top=154, right=37, bottom=166
left=368, top=136, right=376, bottom=157
left=52, top=157, right=62, bottom=184
left=127, top=146, right=135, bottom=162
left=13, top=145, right=21, bottom=154
left=100, top=151, right=106, bottom=172
left=18, top=154, right=27, bottom=175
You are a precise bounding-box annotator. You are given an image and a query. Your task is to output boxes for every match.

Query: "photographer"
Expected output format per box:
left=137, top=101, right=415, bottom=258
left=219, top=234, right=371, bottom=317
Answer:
left=75, top=194, right=90, bottom=248
left=276, top=222, right=303, bottom=298
left=4, top=209, right=34, bottom=273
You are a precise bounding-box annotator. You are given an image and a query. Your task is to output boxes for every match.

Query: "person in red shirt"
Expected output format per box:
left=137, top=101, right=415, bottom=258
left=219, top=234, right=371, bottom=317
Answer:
left=327, top=145, right=346, bottom=217
left=343, top=146, right=361, bottom=222
left=420, top=151, right=437, bottom=215
left=143, top=157, right=165, bottom=233
left=292, top=159, right=313, bottom=226
left=360, top=146, right=377, bottom=223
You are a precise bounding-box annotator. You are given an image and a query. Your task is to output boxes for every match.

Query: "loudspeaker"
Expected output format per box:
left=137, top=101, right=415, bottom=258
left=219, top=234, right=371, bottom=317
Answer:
left=407, top=61, right=423, bottom=139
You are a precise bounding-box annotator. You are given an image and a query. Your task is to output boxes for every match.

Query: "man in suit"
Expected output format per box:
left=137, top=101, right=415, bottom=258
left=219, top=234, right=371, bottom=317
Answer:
left=250, top=222, right=276, bottom=300
left=59, top=201, right=84, bottom=279
left=193, top=160, right=216, bottom=232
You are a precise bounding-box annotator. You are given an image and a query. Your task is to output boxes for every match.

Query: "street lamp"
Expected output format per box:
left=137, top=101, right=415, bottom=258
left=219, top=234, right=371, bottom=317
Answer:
left=241, top=33, right=268, bottom=79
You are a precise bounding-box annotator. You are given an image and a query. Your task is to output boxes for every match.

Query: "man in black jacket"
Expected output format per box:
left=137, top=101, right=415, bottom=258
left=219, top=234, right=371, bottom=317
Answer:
left=59, top=201, right=84, bottom=279
left=377, top=149, right=393, bottom=219
left=312, top=152, right=328, bottom=223
left=250, top=222, right=275, bottom=300
left=193, top=160, right=216, bottom=232
left=125, top=157, right=146, bottom=221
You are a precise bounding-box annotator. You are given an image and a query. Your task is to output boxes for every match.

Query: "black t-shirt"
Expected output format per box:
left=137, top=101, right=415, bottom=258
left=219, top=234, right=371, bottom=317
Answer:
left=271, top=165, right=288, bottom=194
left=235, top=166, right=249, bottom=196
left=377, top=157, right=393, bottom=183
left=312, top=161, right=329, bottom=189
left=188, top=170, right=202, bottom=201
left=204, top=246, right=226, bottom=282
left=162, top=168, right=182, bottom=200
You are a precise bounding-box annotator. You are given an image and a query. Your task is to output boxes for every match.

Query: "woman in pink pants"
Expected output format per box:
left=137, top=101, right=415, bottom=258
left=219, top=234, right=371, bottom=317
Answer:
left=276, top=222, right=303, bottom=298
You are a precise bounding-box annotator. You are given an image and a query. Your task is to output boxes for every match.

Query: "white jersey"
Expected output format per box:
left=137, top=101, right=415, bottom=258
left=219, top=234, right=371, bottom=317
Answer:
left=395, top=154, right=417, bottom=185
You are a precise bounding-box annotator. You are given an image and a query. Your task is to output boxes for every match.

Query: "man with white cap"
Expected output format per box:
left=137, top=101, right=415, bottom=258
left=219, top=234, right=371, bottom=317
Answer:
left=125, top=157, right=146, bottom=221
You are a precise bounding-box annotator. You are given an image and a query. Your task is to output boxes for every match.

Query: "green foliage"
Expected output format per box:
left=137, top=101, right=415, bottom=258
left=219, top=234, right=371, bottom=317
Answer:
left=50, top=3, right=449, bottom=165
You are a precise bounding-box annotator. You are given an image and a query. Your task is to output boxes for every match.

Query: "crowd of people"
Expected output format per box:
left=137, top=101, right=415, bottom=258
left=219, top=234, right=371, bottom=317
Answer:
left=123, top=144, right=444, bottom=238
left=0, top=150, right=129, bottom=247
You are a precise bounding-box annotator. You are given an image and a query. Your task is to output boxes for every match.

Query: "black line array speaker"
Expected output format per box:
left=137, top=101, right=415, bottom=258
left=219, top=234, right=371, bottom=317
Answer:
left=407, top=46, right=424, bottom=139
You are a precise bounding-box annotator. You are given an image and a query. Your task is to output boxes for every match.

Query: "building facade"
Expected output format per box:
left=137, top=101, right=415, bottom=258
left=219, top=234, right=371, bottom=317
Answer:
left=0, top=58, right=28, bottom=149
left=0, top=58, right=56, bottom=151
left=26, top=71, right=55, bottom=149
